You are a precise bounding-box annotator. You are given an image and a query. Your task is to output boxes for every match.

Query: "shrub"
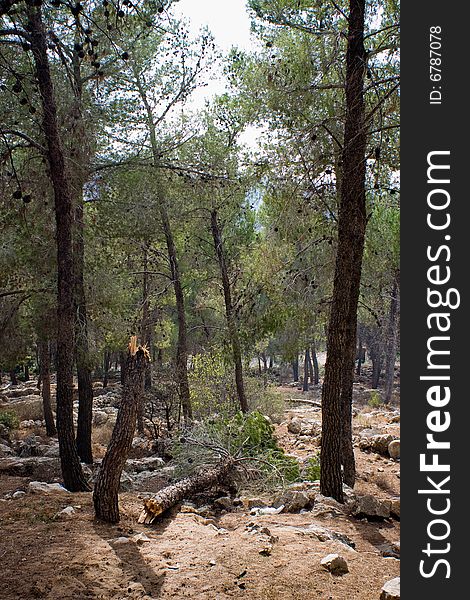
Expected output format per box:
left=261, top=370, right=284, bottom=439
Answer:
left=0, top=410, right=20, bottom=430
left=304, top=452, right=321, bottom=481
left=173, top=411, right=299, bottom=487
left=368, top=390, right=382, bottom=408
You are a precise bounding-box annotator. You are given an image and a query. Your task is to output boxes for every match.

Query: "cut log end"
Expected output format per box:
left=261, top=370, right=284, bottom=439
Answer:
left=138, top=499, right=164, bottom=524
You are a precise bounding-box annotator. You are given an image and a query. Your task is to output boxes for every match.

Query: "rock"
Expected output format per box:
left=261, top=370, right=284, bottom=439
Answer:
left=1, top=395, right=45, bottom=421
left=320, top=553, right=349, bottom=575
left=93, top=411, right=109, bottom=426
left=380, top=577, right=400, bottom=599
left=352, top=495, right=391, bottom=519
left=119, top=470, right=134, bottom=491
left=378, top=541, right=400, bottom=559
left=359, top=434, right=397, bottom=456
left=0, top=423, right=10, bottom=440
left=214, top=496, right=233, bottom=510
left=250, top=505, right=284, bottom=516
left=390, top=498, right=400, bottom=519
left=390, top=414, right=400, bottom=423
left=0, top=442, right=14, bottom=457
left=43, top=445, right=60, bottom=458
left=112, top=537, right=130, bottom=545
left=126, top=456, right=165, bottom=473
left=132, top=532, right=151, bottom=545
left=0, top=457, right=61, bottom=479
left=287, top=417, right=302, bottom=434
left=274, top=490, right=312, bottom=513
left=388, top=439, right=400, bottom=459
left=57, top=506, right=75, bottom=518
left=241, top=497, right=269, bottom=509
left=28, top=481, right=69, bottom=494
left=12, top=490, right=26, bottom=499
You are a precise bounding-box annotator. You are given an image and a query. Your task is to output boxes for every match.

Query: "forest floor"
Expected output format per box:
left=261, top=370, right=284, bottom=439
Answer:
left=0, top=381, right=400, bottom=600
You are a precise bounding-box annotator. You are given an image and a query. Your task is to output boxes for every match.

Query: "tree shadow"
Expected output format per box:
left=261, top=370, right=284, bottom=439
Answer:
left=92, top=509, right=180, bottom=599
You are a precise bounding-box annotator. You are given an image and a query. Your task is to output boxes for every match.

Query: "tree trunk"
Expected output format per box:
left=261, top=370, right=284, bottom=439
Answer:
left=384, top=276, right=400, bottom=404
left=356, top=336, right=364, bottom=375
left=9, top=370, right=18, bottom=386
left=38, top=340, right=56, bottom=437
left=119, top=351, right=127, bottom=386
left=303, top=349, right=310, bottom=392
left=134, top=70, right=192, bottom=422
left=24, top=364, right=29, bottom=381
left=210, top=209, right=248, bottom=413
left=94, top=340, right=149, bottom=523
left=321, top=0, right=367, bottom=502
left=103, top=349, right=110, bottom=389
left=138, top=458, right=235, bottom=524
left=292, top=357, right=299, bottom=382
left=142, top=243, right=152, bottom=392
left=74, top=201, right=94, bottom=464
left=28, top=6, right=88, bottom=491
left=311, top=343, right=320, bottom=385
left=370, top=339, right=383, bottom=388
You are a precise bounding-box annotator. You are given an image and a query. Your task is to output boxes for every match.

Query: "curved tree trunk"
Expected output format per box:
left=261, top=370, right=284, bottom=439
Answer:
left=94, top=340, right=149, bottom=523
left=28, top=6, right=88, bottom=491
left=210, top=209, right=248, bottom=413
left=321, top=0, right=367, bottom=502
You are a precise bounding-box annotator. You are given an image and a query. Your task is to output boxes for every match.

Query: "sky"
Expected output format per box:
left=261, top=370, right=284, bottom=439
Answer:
left=172, top=0, right=254, bottom=53
left=171, top=0, right=256, bottom=109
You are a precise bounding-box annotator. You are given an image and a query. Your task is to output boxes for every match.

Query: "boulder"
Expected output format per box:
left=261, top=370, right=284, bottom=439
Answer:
left=1, top=395, right=45, bottom=421
left=0, top=442, right=14, bottom=457
left=380, top=577, right=400, bottom=599
left=352, top=495, right=391, bottom=519
left=0, top=457, right=61, bottom=479
left=388, top=439, right=400, bottom=459
left=320, top=553, right=349, bottom=575
left=126, top=456, right=165, bottom=473
left=390, top=498, right=400, bottom=519
left=287, top=417, right=302, bottom=434
left=275, top=490, right=312, bottom=513
left=359, top=434, right=397, bottom=456
left=29, top=481, right=69, bottom=494
left=214, top=496, right=233, bottom=510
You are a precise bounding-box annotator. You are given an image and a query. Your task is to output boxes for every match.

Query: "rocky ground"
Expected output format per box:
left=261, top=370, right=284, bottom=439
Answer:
left=0, top=377, right=400, bottom=600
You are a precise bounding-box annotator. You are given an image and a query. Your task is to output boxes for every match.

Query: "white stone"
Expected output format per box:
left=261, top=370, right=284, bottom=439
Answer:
left=380, top=577, right=400, bottom=599
left=28, top=481, right=69, bottom=494
left=320, top=553, right=349, bottom=575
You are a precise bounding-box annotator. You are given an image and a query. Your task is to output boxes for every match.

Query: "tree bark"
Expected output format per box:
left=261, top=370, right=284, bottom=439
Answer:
left=103, top=349, right=110, bottom=389
left=321, top=0, right=367, bottom=502
left=38, top=340, right=56, bottom=437
left=138, top=458, right=235, bottom=524
left=94, top=341, right=149, bottom=523
left=302, top=348, right=310, bottom=392
left=356, top=336, right=364, bottom=375
left=142, top=243, right=152, bottom=392
left=210, top=209, right=248, bottom=413
left=69, top=44, right=94, bottom=466
left=119, top=351, right=127, bottom=385
left=28, top=6, right=88, bottom=491
left=292, top=356, right=299, bottom=382
left=311, top=342, right=320, bottom=385
left=384, top=275, right=400, bottom=404
left=9, top=370, right=18, bottom=386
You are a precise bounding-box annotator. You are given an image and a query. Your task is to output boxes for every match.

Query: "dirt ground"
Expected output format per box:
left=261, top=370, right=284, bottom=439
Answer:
left=0, top=384, right=400, bottom=600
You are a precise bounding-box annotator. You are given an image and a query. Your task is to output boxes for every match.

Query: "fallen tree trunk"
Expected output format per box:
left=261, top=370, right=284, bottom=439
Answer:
left=288, top=398, right=322, bottom=408
left=138, top=458, right=235, bottom=524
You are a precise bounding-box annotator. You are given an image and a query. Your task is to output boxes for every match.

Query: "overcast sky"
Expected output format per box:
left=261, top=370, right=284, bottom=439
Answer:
left=172, top=0, right=254, bottom=52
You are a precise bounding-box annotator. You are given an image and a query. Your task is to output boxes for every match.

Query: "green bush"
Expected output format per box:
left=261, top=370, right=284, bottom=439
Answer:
left=304, top=453, right=321, bottom=481
left=0, top=410, right=20, bottom=430
left=368, top=390, right=382, bottom=408
left=173, top=411, right=299, bottom=486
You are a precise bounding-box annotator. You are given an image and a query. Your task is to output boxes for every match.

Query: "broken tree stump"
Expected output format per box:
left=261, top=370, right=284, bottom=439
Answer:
left=138, top=458, right=235, bottom=524
left=94, top=336, right=150, bottom=523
